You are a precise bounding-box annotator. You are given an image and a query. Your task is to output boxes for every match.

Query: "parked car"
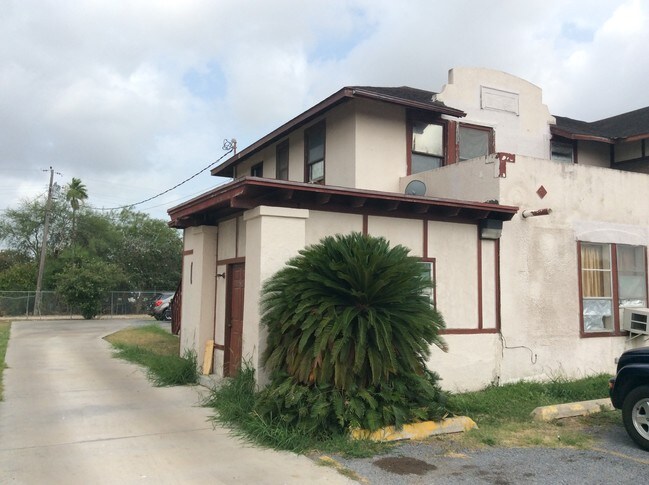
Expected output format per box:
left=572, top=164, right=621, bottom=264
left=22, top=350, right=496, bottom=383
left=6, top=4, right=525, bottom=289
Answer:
left=149, top=292, right=174, bottom=321
left=609, top=347, right=649, bottom=451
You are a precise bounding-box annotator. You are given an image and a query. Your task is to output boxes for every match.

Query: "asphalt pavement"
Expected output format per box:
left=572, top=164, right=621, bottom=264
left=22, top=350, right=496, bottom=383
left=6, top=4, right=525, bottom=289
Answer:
left=3, top=318, right=648, bottom=485
left=0, top=318, right=353, bottom=485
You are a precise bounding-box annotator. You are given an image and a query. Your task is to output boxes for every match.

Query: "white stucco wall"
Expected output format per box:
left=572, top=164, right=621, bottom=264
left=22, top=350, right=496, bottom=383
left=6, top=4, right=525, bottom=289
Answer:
left=418, top=154, right=649, bottom=387
left=436, top=67, right=555, bottom=160
left=429, top=334, right=503, bottom=392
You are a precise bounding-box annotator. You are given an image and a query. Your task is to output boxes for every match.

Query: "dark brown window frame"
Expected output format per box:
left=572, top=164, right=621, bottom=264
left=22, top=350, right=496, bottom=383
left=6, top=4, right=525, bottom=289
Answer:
left=407, top=114, right=446, bottom=175
left=304, top=121, right=326, bottom=184
left=276, top=139, right=289, bottom=180
left=458, top=122, right=495, bottom=162
left=577, top=241, right=648, bottom=338
left=250, top=162, right=264, bottom=177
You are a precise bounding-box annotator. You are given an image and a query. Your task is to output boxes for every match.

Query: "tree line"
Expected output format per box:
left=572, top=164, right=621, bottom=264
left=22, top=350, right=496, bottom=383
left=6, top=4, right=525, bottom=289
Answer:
left=0, top=179, right=182, bottom=316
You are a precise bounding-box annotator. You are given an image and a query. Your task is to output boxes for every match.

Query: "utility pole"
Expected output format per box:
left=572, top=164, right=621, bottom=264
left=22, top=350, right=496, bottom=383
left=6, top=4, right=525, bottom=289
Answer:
left=34, top=167, right=54, bottom=316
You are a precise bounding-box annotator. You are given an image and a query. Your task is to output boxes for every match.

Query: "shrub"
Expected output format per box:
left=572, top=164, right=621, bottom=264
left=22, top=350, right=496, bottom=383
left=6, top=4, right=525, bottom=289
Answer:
left=56, top=257, right=123, bottom=319
left=256, top=233, right=447, bottom=434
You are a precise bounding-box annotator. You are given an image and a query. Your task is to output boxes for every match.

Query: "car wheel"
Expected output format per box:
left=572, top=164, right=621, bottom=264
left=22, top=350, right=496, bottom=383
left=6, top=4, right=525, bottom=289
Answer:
left=622, top=385, right=649, bottom=451
left=162, top=308, right=172, bottom=321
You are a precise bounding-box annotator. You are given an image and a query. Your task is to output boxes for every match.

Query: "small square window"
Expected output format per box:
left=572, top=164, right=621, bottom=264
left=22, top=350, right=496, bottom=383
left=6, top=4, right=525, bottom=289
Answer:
left=251, top=162, right=263, bottom=177
left=459, top=126, right=491, bottom=161
left=551, top=141, right=574, bottom=163
left=410, top=121, right=444, bottom=174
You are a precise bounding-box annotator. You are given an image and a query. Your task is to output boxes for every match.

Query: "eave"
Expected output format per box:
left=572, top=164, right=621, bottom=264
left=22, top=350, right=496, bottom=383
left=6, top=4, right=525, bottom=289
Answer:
left=211, top=87, right=466, bottom=178
left=168, top=177, right=517, bottom=229
left=550, top=125, right=614, bottom=144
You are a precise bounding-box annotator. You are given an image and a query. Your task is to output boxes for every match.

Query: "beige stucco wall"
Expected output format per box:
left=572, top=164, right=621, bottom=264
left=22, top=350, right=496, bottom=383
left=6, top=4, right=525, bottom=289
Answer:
left=305, top=210, right=363, bottom=246
left=428, top=221, right=480, bottom=330
left=179, top=226, right=218, bottom=363
left=367, top=216, right=424, bottom=257
left=399, top=154, right=501, bottom=204
left=325, top=102, right=356, bottom=187
left=181, top=203, right=499, bottom=391
left=231, top=98, right=409, bottom=192
left=354, top=99, right=407, bottom=192
left=242, top=206, right=309, bottom=383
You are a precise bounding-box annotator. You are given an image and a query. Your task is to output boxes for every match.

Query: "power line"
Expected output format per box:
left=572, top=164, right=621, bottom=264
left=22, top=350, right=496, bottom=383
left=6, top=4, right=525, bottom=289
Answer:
left=92, top=140, right=236, bottom=211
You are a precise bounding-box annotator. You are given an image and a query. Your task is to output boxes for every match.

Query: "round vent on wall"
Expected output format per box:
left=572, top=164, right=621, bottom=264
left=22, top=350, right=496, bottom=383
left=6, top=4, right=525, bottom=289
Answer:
left=405, top=180, right=427, bottom=196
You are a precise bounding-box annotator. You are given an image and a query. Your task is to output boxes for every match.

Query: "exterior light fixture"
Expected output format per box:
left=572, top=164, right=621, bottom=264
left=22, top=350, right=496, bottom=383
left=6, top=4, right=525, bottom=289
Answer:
left=479, top=219, right=503, bottom=240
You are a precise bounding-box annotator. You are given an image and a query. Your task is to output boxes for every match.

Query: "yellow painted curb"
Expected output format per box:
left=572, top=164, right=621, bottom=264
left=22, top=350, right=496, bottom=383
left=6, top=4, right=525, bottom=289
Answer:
left=351, top=416, right=477, bottom=442
left=531, top=398, right=614, bottom=421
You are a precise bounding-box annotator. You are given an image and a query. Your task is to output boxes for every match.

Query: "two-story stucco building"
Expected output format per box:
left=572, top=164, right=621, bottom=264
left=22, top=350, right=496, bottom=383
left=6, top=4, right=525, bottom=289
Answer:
left=169, top=67, right=649, bottom=391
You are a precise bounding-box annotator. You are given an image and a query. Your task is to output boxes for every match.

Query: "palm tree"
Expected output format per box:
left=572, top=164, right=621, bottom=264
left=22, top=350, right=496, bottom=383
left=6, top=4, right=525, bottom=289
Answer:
left=65, top=177, right=88, bottom=244
left=257, top=232, right=447, bottom=433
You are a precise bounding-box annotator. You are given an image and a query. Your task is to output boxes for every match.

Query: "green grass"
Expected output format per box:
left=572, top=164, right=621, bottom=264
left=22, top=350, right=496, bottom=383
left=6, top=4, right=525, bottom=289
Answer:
left=0, top=320, right=10, bottom=401
left=104, top=324, right=198, bottom=386
left=203, top=364, right=392, bottom=457
left=445, top=374, right=615, bottom=448
left=205, top=370, right=617, bottom=454
left=447, top=374, right=611, bottom=424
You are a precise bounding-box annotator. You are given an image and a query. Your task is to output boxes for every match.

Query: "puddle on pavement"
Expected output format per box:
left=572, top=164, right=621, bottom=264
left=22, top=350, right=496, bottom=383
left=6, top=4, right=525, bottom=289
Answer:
left=373, top=456, right=437, bottom=475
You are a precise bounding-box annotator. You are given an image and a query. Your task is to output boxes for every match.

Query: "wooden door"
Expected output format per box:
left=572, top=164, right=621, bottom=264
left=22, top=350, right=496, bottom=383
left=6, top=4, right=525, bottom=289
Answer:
left=224, top=263, right=245, bottom=377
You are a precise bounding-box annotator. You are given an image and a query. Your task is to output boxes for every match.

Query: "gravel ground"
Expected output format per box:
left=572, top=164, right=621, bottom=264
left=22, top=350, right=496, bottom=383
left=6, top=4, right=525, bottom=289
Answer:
left=330, top=423, right=649, bottom=484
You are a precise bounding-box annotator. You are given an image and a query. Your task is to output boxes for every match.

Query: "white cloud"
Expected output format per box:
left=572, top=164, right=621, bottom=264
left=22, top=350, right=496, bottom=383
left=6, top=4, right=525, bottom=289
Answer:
left=0, top=0, right=647, bottom=220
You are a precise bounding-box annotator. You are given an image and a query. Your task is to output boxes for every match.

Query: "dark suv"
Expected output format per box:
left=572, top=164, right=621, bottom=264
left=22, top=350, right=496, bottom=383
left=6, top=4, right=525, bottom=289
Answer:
left=609, top=347, right=649, bottom=451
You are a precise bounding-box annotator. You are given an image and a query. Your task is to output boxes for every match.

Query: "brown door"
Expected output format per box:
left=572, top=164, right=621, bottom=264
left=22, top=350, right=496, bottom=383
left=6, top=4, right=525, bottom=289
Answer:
left=224, top=263, right=245, bottom=377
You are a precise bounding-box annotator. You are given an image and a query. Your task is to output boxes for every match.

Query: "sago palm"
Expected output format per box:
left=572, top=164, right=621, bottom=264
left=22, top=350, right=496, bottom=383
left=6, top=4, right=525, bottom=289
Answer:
left=258, top=232, right=447, bottom=433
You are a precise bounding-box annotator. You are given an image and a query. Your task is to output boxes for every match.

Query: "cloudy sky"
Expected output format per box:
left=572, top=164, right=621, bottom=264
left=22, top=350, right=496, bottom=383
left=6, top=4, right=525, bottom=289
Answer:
left=1, top=0, right=647, bottom=220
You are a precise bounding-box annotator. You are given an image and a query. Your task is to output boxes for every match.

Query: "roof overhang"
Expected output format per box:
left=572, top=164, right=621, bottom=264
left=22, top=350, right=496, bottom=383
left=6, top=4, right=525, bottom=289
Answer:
left=550, top=125, right=614, bottom=144
left=168, top=178, right=517, bottom=229
left=211, top=87, right=466, bottom=178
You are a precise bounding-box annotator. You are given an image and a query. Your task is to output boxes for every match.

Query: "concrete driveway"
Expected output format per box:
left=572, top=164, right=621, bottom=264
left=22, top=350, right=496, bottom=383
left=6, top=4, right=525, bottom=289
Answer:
left=0, top=319, right=352, bottom=485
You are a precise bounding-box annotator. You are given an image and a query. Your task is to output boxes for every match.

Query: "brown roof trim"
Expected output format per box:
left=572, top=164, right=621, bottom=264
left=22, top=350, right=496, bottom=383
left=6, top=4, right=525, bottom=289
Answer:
left=211, top=87, right=467, bottom=178
left=551, top=125, right=649, bottom=144
left=349, top=87, right=465, bottom=118
left=550, top=125, right=613, bottom=144
left=168, top=177, right=517, bottom=229
left=623, top=133, right=649, bottom=143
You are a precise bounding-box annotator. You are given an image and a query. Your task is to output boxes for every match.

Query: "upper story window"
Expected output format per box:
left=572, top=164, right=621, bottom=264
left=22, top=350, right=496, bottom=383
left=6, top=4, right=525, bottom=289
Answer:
left=305, top=121, right=325, bottom=183
left=579, top=242, right=647, bottom=335
left=551, top=140, right=575, bottom=163
left=411, top=121, right=444, bottom=174
left=459, top=125, right=492, bottom=161
left=276, top=140, right=289, bottom=180
left=250, top=162, right=263, bottom=177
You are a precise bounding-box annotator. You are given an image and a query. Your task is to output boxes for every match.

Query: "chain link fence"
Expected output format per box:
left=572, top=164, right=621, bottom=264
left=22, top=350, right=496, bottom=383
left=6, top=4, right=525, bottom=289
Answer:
left=0, top=291, right=174, bottom=318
